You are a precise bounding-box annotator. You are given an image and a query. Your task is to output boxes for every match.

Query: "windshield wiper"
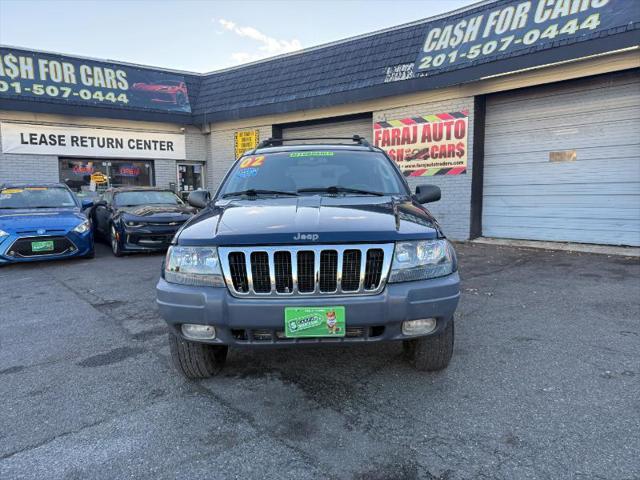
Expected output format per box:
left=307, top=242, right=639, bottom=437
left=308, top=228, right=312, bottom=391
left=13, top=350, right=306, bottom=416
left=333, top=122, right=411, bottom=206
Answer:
left=297, top=186, right=384, bottom=196
left=222, top=189, right=299, bottom=198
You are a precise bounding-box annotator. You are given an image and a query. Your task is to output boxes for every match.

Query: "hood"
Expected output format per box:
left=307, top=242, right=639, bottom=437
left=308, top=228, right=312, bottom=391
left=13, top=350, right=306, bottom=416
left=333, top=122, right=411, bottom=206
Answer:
left=117, top=204, right=194, bottom=219
left=177, top=196, right=442, bottom=246
left=0, top=208, right=86, bottom=234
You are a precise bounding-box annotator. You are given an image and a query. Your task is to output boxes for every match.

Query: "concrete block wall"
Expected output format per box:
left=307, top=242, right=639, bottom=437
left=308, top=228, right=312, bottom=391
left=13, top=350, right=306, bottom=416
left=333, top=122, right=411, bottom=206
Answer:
left=153, top=127, right=207, bottom=189
left=185, top=126, right=208, bottom=163
left=153, top=159, right=177, bottom=189
left=206, top=124, right=272, bottom=191
left=373, top=97, right=475, bottom=240
left=0, top=123, right=59, bottom=183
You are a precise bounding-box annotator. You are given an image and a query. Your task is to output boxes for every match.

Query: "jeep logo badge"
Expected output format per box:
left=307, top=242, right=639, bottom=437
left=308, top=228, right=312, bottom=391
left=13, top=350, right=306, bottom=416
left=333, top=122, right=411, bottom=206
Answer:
left=293, top=233, right=319, bottom=241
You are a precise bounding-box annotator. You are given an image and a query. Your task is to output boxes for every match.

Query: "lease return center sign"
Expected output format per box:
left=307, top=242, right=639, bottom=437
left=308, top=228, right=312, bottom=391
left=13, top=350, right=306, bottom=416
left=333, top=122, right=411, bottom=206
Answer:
left=374, top=111, right=468, bottom=176
left=1, top=123, right=186, bottom=160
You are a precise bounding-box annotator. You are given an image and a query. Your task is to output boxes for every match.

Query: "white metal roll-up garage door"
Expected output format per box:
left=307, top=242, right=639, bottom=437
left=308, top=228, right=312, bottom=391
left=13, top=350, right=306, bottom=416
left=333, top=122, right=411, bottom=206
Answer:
left=483, top=70, right=640, bottom=246
left=281, top=116, right=373, bottom=143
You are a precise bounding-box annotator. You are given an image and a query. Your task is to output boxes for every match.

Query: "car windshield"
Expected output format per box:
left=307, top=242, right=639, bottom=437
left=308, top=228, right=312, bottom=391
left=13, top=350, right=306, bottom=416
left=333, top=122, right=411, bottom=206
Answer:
left=114, top=191, right=183, bottom=207
left=219, top=150, right=408, bottom=197
left=0, top=187, right=77, bottom=209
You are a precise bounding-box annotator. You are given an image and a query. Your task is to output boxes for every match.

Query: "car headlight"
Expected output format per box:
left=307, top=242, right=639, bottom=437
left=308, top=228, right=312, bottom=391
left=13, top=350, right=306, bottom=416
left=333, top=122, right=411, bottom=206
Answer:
left=125, top=221, right=142, bottom=227
left=388, top=239, right=456, bottom=283
left=165, top=246, right=225, bottom=287
left=73, top=220, right=91, bottom=234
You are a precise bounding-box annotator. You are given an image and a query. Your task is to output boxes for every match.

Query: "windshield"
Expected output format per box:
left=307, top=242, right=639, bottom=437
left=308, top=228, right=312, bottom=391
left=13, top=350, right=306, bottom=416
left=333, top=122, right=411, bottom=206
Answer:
left=219, top=150, right=408, bottom=197
left=0, top=187, right=78, bottom=209
left=114, top=191, right=183, bottom=207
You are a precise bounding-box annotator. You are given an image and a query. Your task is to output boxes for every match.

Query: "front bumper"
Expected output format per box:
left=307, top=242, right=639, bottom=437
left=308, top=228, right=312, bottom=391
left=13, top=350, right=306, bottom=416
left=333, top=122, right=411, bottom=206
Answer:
left=0, top=230, right=93, bottom=265
left=121, top=225, right=180, bottom=252
left=156, top=272, right=460, bottom=347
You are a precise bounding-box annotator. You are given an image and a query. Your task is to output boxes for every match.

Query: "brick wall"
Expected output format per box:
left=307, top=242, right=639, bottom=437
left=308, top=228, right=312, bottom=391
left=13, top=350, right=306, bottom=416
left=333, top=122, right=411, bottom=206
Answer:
left=206, top=124, right=272, bottom=191
left=373, top=97, right=475, bottom=240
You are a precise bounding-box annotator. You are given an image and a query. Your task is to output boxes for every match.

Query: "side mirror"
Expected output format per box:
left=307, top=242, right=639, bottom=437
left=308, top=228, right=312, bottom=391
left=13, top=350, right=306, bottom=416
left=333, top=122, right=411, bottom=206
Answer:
left=81, top=198, right=94, bottom=209
left=414, top=184, right=441, bottom=204
left=187, top=190, right=211, bottom=209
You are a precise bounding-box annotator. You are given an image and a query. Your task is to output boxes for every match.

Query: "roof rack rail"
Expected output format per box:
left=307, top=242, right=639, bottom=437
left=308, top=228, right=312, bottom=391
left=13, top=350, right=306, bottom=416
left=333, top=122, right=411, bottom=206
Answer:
left=254, top=135, right=373, bottom=151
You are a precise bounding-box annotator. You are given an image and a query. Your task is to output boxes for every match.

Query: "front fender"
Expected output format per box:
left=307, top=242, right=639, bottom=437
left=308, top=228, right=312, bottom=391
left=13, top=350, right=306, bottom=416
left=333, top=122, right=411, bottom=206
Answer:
left=110, top=214, right=126, bottom=233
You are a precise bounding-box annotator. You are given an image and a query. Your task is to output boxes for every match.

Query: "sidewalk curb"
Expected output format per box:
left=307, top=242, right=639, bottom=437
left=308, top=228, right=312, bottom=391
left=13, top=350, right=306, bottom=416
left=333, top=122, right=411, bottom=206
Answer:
left=469, top=237, right=640, bottom=258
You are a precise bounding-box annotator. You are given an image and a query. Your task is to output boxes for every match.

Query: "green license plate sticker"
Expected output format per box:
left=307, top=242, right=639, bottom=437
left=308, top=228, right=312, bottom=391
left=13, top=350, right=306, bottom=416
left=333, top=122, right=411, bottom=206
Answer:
left=284, top=306, right=345, bottom=338
left=31, top=240, right=54, bottom=252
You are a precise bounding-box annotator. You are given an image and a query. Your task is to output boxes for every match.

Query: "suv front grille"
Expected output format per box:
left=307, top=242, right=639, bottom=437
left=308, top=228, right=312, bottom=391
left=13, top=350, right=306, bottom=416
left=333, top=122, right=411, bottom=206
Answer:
left=219, top=244, right=394, bottom=297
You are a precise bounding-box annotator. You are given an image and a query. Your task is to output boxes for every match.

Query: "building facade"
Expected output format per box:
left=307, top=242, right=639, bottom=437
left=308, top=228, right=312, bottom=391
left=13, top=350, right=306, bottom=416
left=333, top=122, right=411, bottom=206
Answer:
left=1, top=0, right=639, bottom=245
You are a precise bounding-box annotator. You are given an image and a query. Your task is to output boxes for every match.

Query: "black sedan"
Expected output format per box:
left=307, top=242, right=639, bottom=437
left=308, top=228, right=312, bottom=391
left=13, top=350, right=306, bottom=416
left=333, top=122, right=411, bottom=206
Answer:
left=91, top=187, right=195, bottom=256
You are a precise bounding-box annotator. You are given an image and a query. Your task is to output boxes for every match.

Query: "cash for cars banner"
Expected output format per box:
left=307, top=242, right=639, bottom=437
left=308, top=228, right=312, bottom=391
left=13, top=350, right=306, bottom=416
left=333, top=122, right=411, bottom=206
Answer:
left=413, top=0, right=635, bottom=76
left=373, top=111, right=468, bottom=176
left=0, top=48, right=191, bottom=113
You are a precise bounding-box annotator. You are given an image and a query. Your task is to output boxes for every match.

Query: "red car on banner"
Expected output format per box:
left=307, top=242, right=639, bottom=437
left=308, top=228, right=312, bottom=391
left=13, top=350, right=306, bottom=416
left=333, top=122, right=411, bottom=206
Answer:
left=131, top=80, right=189, bottom=108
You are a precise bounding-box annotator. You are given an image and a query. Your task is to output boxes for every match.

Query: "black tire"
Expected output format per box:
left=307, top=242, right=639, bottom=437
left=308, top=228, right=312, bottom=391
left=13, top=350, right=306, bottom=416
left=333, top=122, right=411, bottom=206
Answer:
left=110, top=224, right=123, bottom=257
left=403, top=318, right=454, bottom=372
left=168, top=333, right=227, bottom=379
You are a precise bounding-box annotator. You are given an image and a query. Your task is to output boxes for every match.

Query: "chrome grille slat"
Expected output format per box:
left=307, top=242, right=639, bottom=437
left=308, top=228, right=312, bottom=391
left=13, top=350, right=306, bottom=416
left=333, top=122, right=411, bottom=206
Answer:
left=219, top=244, right=394, bottom=298
left=267, top=252, right=277, bottom=293
left=313, top=250, right=321, bottom=295
left=290, top=251, right=299, bottom=294
left=336, top=250, right=344, bottom=292
left=244, top=252, right=254, bottom=293
left=358, top=249, right=368, bottom=292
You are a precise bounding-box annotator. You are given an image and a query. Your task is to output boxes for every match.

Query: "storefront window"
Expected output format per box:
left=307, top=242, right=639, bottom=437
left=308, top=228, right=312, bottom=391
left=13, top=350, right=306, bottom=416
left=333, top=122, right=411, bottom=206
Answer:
left=178, top=163, right=203, bottom=193
left=59, top=158, right=154, bottom=194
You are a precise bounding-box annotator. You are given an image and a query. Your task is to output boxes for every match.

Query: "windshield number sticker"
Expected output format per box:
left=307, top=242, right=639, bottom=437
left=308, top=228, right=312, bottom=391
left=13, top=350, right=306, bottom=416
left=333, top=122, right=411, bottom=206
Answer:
left=289, top=151, right=335, bottom=157
left=239, top=156, right=265, bottom=168
left=237, top=167, right=259, bottom=178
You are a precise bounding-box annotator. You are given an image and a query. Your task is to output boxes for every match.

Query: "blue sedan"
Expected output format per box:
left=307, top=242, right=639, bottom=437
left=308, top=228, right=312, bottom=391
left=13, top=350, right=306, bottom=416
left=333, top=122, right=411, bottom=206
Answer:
left=0, top=183, right=94, bottom=265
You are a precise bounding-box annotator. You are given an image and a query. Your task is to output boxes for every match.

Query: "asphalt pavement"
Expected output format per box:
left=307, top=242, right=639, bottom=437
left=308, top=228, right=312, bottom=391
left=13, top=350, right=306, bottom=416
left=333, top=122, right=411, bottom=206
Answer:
left=1, top=242, right=638, bottom=480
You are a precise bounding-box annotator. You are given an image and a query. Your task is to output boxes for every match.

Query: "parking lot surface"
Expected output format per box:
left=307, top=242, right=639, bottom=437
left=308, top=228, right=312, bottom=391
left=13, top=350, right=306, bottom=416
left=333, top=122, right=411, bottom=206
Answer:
left=1, top=242, right=638, bottom=480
